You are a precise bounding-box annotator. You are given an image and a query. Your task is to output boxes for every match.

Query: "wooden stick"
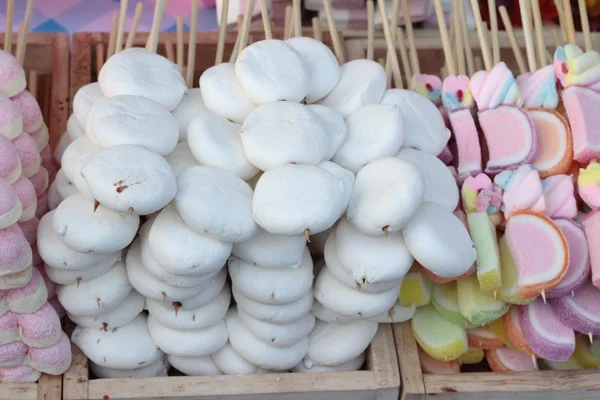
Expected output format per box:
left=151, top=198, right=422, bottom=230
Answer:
left=312, top=17, right=322, bottom=41
left=283, top=6, right=293, bottom=40
left=448, top=18, right=456, bottom=69
left=16, top=0, right=35, bottom=65
left=531, top=0, right=546, bottom=68
left=385, top=0, right=401, bottom=85
left=468, top=0, right=492, bottom=70
left=146, top=0, right=167, bottom=53
left=475, top=55, right=483, bottom=71
left=433, top=0, right=456, bottom=76
left=367, top=0, right=375, bottom=60
left=551, top=27, right=562, bottom=48
left=459, top=0, right=474, bottom=76
left=452, top=0, right=465, bottom=75
left=27, top=69, right=37, bottom=100
left=176, top=17, right=185, bottom=67
left=562, top=0, right=576, bottom=44
left=125, top=2, right=143, bottom=49
left=115, top=0, right=128, bottom=53
left=396, top=27, right=412, bottom=81
left=293, top=0, right=302, bottom=37
left=553, top=0, right=568, bottom=42
left=499, top=6, right=527, bottom=74
left=323, top=0, right=345, bottom=63
left=107, top=12, right=118, bottom=59
left=400, top=0, right=419, bottom=74
left=519, top=0, right=536, bottom=72
left=239, top=0, right=256, bottom=52
left=229, top=15, right=244, bottom=63
left=578, top=0, right=592, bottom=51
left=215, top=0, right=230, bottom=64
left=260, top=0, right=272, bottom=39
left=378, top=57, right=386, bottom=68
left=96, top=43, right=105, bottom=75
left=165, top=40, right=175, bottom=62
left=4, top=0, right=14, bottom=53
left=377, top=0, right=402, bottom=88
left=487, top=0, right=499, bottom=64
left=186, top=0, right=199, bottom=88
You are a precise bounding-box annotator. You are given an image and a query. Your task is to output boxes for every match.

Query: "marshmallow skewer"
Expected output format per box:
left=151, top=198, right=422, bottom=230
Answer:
left=125, top=2, right=144, bottom=50
left=530, top=0, right=546, bottom=69
left=164, top=41, right=175, bottom=63
left=215, top=0, right=229, bottom=64
left=238, top=0, right=257, bottom=55
left=146, top=0, right=167, bottom=54
left=433, top=0, right=456, bottom=77
left=396, top=28, right=412, bottom=81
left=452, top=0, right=465, bottom=75
left=562, top=0, right=576, bottom=44
left=95, top=44, right=105, bottom=77
left=4, top=0, right=14, bottom=53
left=283, top=6, right=293, bottom=41
left=186, top=0, right=199, bottom=88
left=553, top=0, right=568, bottom=42
left=498, top=6, right=526, bottom=74
left=293, top=0, right=302, bottom=38
left=384, top=0, right=401, bottom=86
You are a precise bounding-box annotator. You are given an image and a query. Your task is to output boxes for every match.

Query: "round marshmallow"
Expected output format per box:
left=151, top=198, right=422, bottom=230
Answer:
left=0, top=94, right=23, bottom=140
left=0, top=265, right=32, bottom=290
left=237, top=306, right=315, bottom=348
left=30, top=124, right=49, bottom=151
left=347, top=157, right=425, bottom=236
left=0, top=178, right=21, bottom=229
left=233, top=287, right=314, bottom=324
left=0, top=51, right=26, bottom=98
left=17, top=216, right=38, bottom=244
left=0, top=341, right=28, bottom=367
left=68, top=290, right=145, bottom=330
left=11, top=90, right=43, bottom=133
left=307, top=104, right=347, bottom=161
left=17, top=302, right=61, bottom=348
left=73, top=82, right=104, bottom=129
left=98, top=48, right=186, bottom=111
left=163, top=141, right=199, bottom=177
left=168, top=355, right=221, bottom=376
left=91, top=358, right=169, bottom=379
left=235, top=39, right=308, bottom=104
left=0, top=224, right=32, bottom=277
left=174, top=166, right=256, bottom=243
left=28, top=167, right=48, bottom=197
left=0, top=365, right=41, bottom=383
left=0, top=136, right=21, bottom=184
left=403, top=202, right=476, bottom=278
left=187, top=111, right=258, bottom=180
left=61, top=136, right=102, bottom=196
left=212, top=342, right=269, bottom=375
left=11, top=133, right=40, bottom=178
left=53, top=168, right=79, bottom=202
left=199, top=63, right=256, bottom=124
left=369, top=301, right=416, bottom=323
left=67, top=114, right=85, bottom=141
left=4, top=266, right=47, bottom=313
left=0, top=312, right=19, bottom=345
left=43, top=254, right=120, bottom=285
left=293, top=353, right=365, bottom=373
left=171, top=88, right=208, bottom=141
left=174, top=268, right=228, bottom=311
left=232, top=226, right=306, bottom=269
left=81, top=145, right=177, bottom=215
left=310, top=299, right=354, bottom=323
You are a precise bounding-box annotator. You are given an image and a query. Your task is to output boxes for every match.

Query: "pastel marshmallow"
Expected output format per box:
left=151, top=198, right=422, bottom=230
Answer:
left=231, top=226, right=305, bottom=269
left=562, top=86, right=600, bottom=163
left=29, top=124, right=49, bottom=152
left=542, top=175, right=577, bottom=219
left=0, top=178, right=22, bottom=229
left=0, top=135, right=22, bottom=184
left=0, top=50, right=27, bottom=97
left=0, top=312, right=19, bottom=345
left=168, top=355, right=221, bottom=376
left=4, top=267, right=47, bottom=313
left=0, top=225, right=32, bottom=277
left=17, top=302, right=61, bottom=348
left=17, top=216, right=38, bottom=244
left=68, top=289, right=145, bottom=331
left=233, top=287, right=313, bottom=325
left=11, top=133, right=41, bottom=178
left=0, top=365, right=40, bottom=383
left=495, top=164, right=546, bottom=219
left=11, top=90, right=43, bottom=133
left=28, top=167, right=48, bottom=197
left=529, top=108, right=573, bottom=178
left=306, top=104, right=347, bottom=161
left=0, top=93, right=23, bottom=139
left=90, top=357, right=169, bottom=379
left=578, top=160, right=600, bottom=210
left=0, top=265, right=32, bottom=290
left=551, top=281, right=600, bottom=335
left=12, top=176, right=36, bottom=222
left=583, top=209, right=600, bottom=289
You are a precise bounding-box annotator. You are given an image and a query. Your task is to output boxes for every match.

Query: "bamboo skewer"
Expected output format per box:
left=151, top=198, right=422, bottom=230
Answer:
left=396, top=27, right=412, bottom=80
left=165, top=41, right=175, bottom=62
left=553, top=0, right=568, bottom=42
left=125, top=2, right=143, bottom=49
left=16, top=0, right=35, bottom=65
left=499, top=6, right=527, bottom=74
left=562, top=0, right=576, bottom=44
left=293, top=0, right=302, bottom=37
left=96, top=43, right=105, bottom=74
left=238, top=0, right=257, bottom=58
left=487, top=0, right=499, bottom=64
left=146, top=0, right=167, bottom=53
left=323, top=0, right=345, bottom=63
left=260, top=0, right=273, bottom=39
left=459, top=0, right=474, bottom=76
left=284, top=6, right=293, bottom=40
left=400, top=0, right=420, bottom=75
left=229, top=15, right=244, bottom=63
left=28, top=70, right=37, bottom=100
left=312, top=17, right=322, bottom=41
left=4, top=0, right=14, bottom=53
left=433, top=0, right=456, bottom=76
left=579, top=0, right=592, bottom=51
left=518, top=0, right=536, bottom=72
left=186, top=0, right=199, bottom=88
left=452, top=0, right=465, bottom=75
left=468, top=0, right=492, bottom=70
left=367, top=0, right=375, bottom=60
left=176, top=17, right=185, bottom=67
left=115, top=0, right=128, bottom=53
left=107, top=12, right=119, bottom=59
left=530, top=0, right=546, bottom=68
left=215, top=0, right=230, bottom=64
left=377, top=0, right=402, bottom=88
left=385, top=0, right=401, bottom=84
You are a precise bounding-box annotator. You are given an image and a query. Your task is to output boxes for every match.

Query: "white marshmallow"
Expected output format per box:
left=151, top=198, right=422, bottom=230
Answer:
left=98, top=48, right=186, bottom=111
left=313, top=267, right=400, bottom=318
left=171, top=88, right=208, bottom=141
left=67, top=115, right=85, bottom=141
left=252, top=164, right=351, bottom=236
left=307, top=105, right=347, bottom=161
left=61, top=136, right=102, bottom=197
left=212, top=342, right=269, bottom=375
left=226, top=308, right=309, bottom=370
left=310, top=300, right=354, bottom=323
left=148, top=204, right=232, bottom=277
left=380, top=89, right=450, bottom=155
left=368, top=301, right=415, bottom=323
left=163, top=142, right=199, bottom=177
left=90, top=358, right=169, bottom=378
left=285, top=37, right=341, bottom=103
left=228, top=249, right=312, bottom=305
left=44, top=253, right=120, bottom=285
left=53, top=194, right=139, bottom=254
left=199, top=63, right=256, bottom=124
left=303, top=319, right=378, bottom=367
left=334, top=218, right=413, bottom=285
left=73, top=82, right=104, bottom=129
left=146, top=283, right=230, bottom=330
left=240, top=102, right=328, bottom=170
left=81, top=145, right=177, bottom=216
left=307, top=223, right=336, bottom=257
left=316, top=59, right=386, bottom=117
left=175, top=268, right=228, bottom=310
left=402, top=202, right=476, bottom=278
left=187, top=111, right=258, bottom=180
left=233, top=287, right=314, bottom=324
left=237, top=307, right=315, bottom=348
left=347, top=157, right=425, bottom=236
left=68, top=290, right=145, bottom=330
left=168, top=355, right=221, bottom=376
left=318, top=161, right=355, bottom=203
left=87, top=95, right=179, bottom=155
left=37, top=211, right=118, bottom=271
left=72, top=314, right=163, bottom=370
left=397, top=148, right=459, bottom=211
left=56, top=260, right=132, bottom=317
left=235, top=40, right=308, bottom=104
left=174, top=166, right=256, bottom=243
left=47, top=180, right=61, bottom=210
left=125, top=239, right=211, bottom=302
left=231, top=226, right=305, bottom=269
left=147, top=314, right=228, bottom=357
left=53, top=169, right=79, bottom=203
left=292, top=353, right=365, bottom=372
left=333, top=104, right=404, bottom=173
left=53, top=133, right=72, bottom=166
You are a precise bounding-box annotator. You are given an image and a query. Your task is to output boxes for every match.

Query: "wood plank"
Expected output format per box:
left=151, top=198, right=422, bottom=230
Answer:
left=0, top=383, right=37, bottom=400
left=70, top=33, right=93, bottom=114
left=36, top=374, right=62, bottom=400
left=393, top=322, right=425, bottom=400
left=63, top=346, right=89, bottom=400
left=369, top=324, right=400, bottom=400
left=49, top=33, right=69, bottom=151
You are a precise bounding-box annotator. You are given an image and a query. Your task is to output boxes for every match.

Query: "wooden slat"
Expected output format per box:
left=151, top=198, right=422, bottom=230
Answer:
left=49, top=33, right=69, bottom=151
left=393, top=322, right=425, bottom=400
left=63, top=345, right=89, bottom=400
left=0, top=383, right=37, bottom=400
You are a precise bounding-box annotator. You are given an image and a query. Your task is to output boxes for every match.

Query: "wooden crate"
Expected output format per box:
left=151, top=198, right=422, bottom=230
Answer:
left=1, top=32, right=69, bottom=152
left=393, top=322, right=600, bottom=400
left=62, top=323, right=399, bottom=400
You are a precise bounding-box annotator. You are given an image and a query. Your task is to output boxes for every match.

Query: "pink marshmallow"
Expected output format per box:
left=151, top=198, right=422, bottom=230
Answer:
left=10, top=91, right=43, bottom=134
left=35, top=192, right=48, bottom=219
left=48, top=297, right=65, bottom=319
left=0, top=94, right=23, bottom=140
left=26, top=331, right=71, bottom=375
left=39, top=144, right=52, bottom=170
left=0, top=365, right=41, bottom=383
left=17, top=302, right=61, bottom=348
left=0, top=224, right=32, bottom=277
left=0, top=313, right=19, bottom=345
left=583, top=209, right=600, bottom=289
left=0, top=341, right=27, bottom=367
left=0, top=265, right=32, bottom=290
left=11, top=176, right=36, bottom=222
left=0, top=178, right=21, bottom=229
left=562, top=86, right=600, bottom=163
left=542, top=175, right=577, bottom=219
left=495, top=165, right=546, bottom=219
left=448, top=108, right=482, bottom=180
left=17, top=216, right=38, bottom=245
left=11, top=133, right=40, bottom=178
left=0, top=51, right=27, bottom=98
left=0, top=135, right=21, bottom=184
left=29, top=124, right=48, bottom=152
left=35, top=265, right=56, bottom=299
left=28, top=167, right=48, bottom=198
left=437, top=145, right=454, bottom=166
left=4, top=267, right=47, bottom=313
